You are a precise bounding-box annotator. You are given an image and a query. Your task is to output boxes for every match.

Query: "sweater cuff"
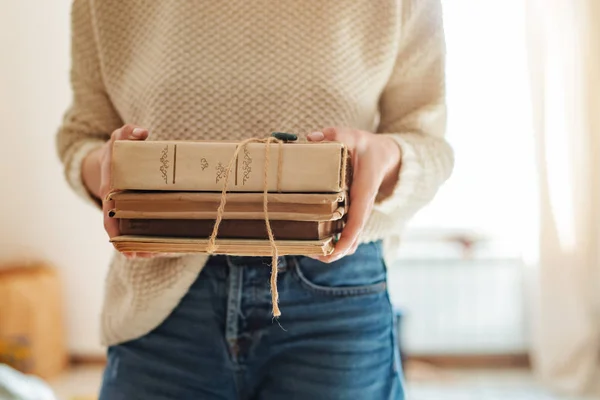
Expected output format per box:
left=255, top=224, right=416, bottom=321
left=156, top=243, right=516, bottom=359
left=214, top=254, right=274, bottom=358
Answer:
left=64, top=139, right=105, bottom=209
left=373, top=133, right=453, bottom=215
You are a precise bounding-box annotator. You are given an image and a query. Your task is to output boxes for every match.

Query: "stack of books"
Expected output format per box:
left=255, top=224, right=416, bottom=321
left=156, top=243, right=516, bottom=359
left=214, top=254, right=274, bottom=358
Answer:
left=107, top=138, right=350, bottom=257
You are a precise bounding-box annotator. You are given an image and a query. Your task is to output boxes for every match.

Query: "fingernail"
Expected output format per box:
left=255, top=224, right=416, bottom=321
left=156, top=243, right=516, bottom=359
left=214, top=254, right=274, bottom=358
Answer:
left=308, top=131, right=324, bottom=141
left=329, top=253, right=343, bottom=262
left=131, top=128, right=146, bottom=138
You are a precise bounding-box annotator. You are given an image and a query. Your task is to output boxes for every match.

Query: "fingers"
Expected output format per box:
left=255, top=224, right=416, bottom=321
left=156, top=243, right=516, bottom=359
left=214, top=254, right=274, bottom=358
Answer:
left=112, top=124, right=149, bottom=141
left=133, top=252, right=157, bottom=258
left=307, top=127, right=348, bottom=143
left=103, top=197, right=119, bottom=239
left=347, top=237, right=360, bottom=255
left=123, top=252, right=152, bottom=259
left=101, top=124, right=149, bottom=242
left=307, top=131, right=325, bottom=141
left=319, top=154, right=381, bottom=263
left=302, top=128, right=391, bottom=264
left=307, top=129, right=361, bottom=163
left=306, top=127, right=371, bottom=263
left=312, top=235, right=359, bottom=263
left=100, top=125, right=149, bottom=197
left=123, top=252, right=173, bottom=259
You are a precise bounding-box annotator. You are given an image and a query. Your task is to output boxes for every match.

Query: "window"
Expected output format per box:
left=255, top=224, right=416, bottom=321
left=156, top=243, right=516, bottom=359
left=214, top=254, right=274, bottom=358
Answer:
left=401, top=0, right=538, bottom=259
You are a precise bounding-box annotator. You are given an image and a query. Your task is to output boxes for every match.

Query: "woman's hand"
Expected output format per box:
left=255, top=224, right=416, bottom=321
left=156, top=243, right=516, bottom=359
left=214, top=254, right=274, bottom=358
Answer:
left=307, top=127, right=402, bottom=263
left=82, top=124, right=158, bottom=259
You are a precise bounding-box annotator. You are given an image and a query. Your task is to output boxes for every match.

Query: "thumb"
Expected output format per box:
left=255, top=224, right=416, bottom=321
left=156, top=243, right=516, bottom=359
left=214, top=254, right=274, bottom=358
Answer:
left=307, top=131, right=325, bottom=142
left=99, top=125, right=149, bottom=200
left=130, top=127, right=148, bottom=140
left=112, top=124, right=149, bottom=142
left=308, top=127, right=339, bottom=142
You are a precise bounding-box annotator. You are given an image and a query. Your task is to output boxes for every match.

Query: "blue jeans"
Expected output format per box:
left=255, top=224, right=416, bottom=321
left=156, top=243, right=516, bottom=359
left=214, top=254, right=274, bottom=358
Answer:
left=99, top=242, right=405, bottom=399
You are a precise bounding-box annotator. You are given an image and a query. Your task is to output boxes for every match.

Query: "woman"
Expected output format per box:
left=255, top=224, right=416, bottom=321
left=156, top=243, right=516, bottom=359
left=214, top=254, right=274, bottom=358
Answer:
left=56, top=0, right=453, bottom=398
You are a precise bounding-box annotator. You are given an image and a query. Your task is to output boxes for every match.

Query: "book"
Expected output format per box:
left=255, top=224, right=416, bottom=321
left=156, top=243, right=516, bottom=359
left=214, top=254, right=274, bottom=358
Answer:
left=109, top=207, right=345, bottom=221
left=110, top=140, right=349, bottom=192
left=118, top=218, right=344, bottom=240
left=110, top=236, right=335, bottom=256
left=107, top=191, right=347, bottom=221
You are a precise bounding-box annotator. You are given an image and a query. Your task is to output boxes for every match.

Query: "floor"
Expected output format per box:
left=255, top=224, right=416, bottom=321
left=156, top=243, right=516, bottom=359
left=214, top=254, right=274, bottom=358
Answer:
left=404, top=363, right=599, bottom=400
left=46, top=364, right=599, bottom=400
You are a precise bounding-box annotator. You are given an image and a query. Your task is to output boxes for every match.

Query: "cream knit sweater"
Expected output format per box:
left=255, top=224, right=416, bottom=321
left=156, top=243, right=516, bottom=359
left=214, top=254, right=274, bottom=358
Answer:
left=56, top=0, right=453, bottom=346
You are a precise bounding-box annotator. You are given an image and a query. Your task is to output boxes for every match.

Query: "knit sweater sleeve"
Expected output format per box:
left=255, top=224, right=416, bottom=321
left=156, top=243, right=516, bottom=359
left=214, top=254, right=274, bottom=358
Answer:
left=56, top=0, right=122, bottom=208
left=363, top=0, right=454, bottom=240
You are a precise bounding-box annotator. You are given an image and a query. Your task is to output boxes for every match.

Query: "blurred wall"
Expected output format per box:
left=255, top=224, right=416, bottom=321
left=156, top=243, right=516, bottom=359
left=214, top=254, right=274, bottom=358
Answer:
left=0, top=1, right=111, bottom=355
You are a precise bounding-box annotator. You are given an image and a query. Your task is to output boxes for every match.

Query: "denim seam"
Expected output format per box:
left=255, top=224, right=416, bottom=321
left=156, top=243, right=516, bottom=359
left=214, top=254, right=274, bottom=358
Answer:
left=386, top=290, right=406, bottom=399
left=225, top=257, right=243, bottom=366
left=290, top=257, right=387, bottom=297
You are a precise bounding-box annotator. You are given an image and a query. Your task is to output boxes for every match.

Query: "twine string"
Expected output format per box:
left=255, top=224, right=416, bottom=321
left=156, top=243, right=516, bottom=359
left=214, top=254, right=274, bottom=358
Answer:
left=207, top=136, right=283, bottom=317
left=340, top=145, right=349, bottom=190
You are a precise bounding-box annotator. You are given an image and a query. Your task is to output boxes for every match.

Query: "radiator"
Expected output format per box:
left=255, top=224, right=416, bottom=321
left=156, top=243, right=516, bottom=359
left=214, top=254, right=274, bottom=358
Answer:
left=387, top=237, right=528, bottom=355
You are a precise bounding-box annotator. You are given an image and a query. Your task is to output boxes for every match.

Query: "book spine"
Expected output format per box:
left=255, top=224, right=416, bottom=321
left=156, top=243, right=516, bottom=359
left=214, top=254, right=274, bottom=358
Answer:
left=110, top=207, right=346, bottom=221
left=114, top=200, right=335, bottom=214
left=111, top=237, right=335, bottom=257
left=111, top=141, right=346, bottom=192
left=118, top=219, right=342, bottom=240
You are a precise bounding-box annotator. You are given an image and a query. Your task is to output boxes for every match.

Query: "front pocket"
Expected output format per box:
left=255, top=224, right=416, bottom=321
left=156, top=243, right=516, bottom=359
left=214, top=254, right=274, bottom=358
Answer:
left=292, top=242, right=387, bottom=297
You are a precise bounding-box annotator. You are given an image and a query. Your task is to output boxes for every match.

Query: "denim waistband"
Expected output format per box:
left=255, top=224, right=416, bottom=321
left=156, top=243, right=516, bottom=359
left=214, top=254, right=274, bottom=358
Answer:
left=211, top=254, right=291, bottom=271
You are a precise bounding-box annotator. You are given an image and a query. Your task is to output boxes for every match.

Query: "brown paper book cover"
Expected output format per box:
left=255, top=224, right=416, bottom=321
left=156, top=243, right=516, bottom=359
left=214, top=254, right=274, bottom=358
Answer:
left=108, top=191, right=346, bottom=216
left=109, top=207, right=346, bottom=221
left=119, top=218, right=343, bottom=240
left=110, top=236, right=335, bottom=256
left=110, top=140, right=349, bottom=192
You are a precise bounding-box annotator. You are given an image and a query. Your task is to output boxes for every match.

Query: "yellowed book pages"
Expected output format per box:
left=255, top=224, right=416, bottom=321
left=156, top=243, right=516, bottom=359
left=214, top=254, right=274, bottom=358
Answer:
left=110, top=236, right=335, bottom=256
left=109, top=206, right=346, bottom=221
left=108, top=191, right=345, bottom=204
left=107, top=191, right=346, bottom=216
left=110, top=140, right=349, bottom=192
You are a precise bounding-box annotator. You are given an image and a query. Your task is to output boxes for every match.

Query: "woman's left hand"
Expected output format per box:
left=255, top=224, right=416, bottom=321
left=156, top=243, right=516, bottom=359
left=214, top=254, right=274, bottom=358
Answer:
left=307, top=127, right=402, bottom=263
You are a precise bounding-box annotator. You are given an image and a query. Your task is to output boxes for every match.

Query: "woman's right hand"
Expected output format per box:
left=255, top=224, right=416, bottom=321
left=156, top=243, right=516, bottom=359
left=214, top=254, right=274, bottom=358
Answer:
left=82, top=124, right=153, bottom=258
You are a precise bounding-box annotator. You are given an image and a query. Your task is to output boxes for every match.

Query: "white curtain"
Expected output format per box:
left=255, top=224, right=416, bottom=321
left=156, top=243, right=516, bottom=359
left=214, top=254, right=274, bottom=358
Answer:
left=525, top=0, right=600, bottom=395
